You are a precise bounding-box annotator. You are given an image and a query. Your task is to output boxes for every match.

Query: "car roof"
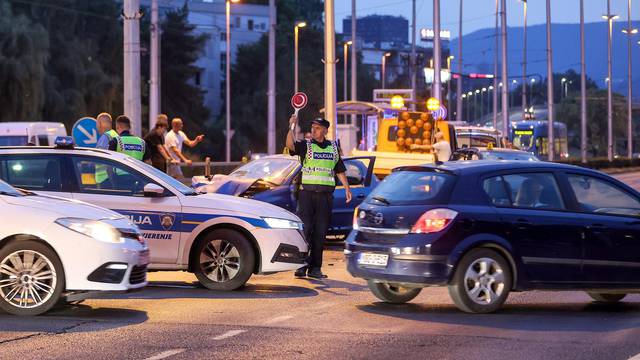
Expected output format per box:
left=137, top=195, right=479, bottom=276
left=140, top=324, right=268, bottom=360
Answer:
left=471, top=147, right=530, bottom=153
left=0, top=146, right=130, bottom=160
left=395, top=160, right=596, bottom=176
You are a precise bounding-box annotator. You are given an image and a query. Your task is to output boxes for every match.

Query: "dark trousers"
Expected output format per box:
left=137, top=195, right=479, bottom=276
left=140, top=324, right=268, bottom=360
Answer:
left=297, top=190, right=333, bottom=270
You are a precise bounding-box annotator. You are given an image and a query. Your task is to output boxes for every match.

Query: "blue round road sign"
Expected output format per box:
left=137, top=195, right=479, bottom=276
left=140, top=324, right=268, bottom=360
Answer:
left=72, top=117, right=98, bottom=148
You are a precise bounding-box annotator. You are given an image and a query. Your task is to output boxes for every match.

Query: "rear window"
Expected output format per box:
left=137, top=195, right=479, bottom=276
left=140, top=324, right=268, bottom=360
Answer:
left=367, top=170, right=455, bottom=205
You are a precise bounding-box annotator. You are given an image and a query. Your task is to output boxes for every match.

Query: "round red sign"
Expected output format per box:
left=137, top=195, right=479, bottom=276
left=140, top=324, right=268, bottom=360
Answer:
left=291, top=92, right=308, bottom=110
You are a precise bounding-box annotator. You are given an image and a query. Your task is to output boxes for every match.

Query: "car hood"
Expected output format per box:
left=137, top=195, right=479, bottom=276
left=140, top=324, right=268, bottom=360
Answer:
left=194, top=175, right=258, bottom=197
left=2, top=193, right=124, bottom=221
left=181, top=192, right=299, bottom=222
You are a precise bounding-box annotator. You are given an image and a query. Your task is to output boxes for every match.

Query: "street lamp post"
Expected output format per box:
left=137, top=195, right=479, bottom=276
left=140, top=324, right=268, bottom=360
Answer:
left=381, top=52, right=391, bottom=89
left=500, top=0, right=509, bottom=136
left=481, top=87, right=487, bottom=119
left=447, top=55, right=454, bottom=109
left=561, top=78, right=566, bottom=100
left=546, top=0, right=554, bottom=161
left=344, top=41, right=352, bottom=102
left=520, top=0, right=527, bottom=113
left=530, top=78, right=535, bottom=108
left=493, top=0, right=499, bottom=129
left=467, top=91, right=473, bottom=121
left=456, top=0, right=464, bottom=121
left=580, top=0, right=587, bottom=163
left=622, top=0, right=637, bottom=159
left=510, top=80, right=517, bottom=109
left=433, top=0, right=442, bottom=100
left=603, top=3, right=618, bottom=161
left=294, top=21, right=306, bottom=94
left=474, top=89, right=480, bottom=120
left=225, top=0, right=239, bottom=163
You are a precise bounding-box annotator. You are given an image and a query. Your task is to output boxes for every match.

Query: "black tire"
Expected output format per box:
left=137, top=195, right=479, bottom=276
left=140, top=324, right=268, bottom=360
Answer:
left=192, top=229, right=255, bottom=291
left=448, top=248, right=512, bottom=314
left=0, top=240, right=65, bottom=316
left=367, top=280, right=422, bottom=304
left=588, top=292, right=627, bottom=303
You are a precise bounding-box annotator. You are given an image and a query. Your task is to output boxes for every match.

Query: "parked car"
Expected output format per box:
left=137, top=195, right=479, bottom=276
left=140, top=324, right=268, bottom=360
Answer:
left=0, top=178, right=147, bottom=316
left=0, top=138, right=308, bottom=291
left=347, top=160, right=640, bottom=313
left=0, top=122, right=67, bottom=146
left=194, top=154, right=378, bottom=239
left=451, top=147, right=539, bottom=162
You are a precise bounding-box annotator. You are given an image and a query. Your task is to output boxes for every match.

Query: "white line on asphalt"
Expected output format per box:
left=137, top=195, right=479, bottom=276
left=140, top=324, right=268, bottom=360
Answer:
left=144, top=349, right=185, bottom=360
left=628, top=353, right=640, bottom=360
left=264, top=315, right=293, bottom=324
left=213, top=330, right=247, bottom=340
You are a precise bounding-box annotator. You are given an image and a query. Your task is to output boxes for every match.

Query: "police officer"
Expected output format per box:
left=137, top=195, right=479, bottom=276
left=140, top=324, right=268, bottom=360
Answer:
left=96, top=112, right=118, bottom=150
left=108, top=115, right=151, bottom=161
left=286, top=115, right=352, bottom=279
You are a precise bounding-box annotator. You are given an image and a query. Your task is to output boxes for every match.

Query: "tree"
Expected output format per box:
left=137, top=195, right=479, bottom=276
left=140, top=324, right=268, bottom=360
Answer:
left=0, top=1, right=49, bottom=122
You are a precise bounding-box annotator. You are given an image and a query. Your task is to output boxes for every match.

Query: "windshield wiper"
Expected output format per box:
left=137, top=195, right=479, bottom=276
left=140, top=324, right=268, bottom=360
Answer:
left=372, top=196, right=390, bottom=206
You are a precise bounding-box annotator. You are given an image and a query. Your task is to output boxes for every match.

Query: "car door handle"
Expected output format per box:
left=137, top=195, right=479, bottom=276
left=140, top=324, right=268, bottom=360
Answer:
left=515, top=219, right=531, bottom=229
left=587, top=223, right=607, bottom=231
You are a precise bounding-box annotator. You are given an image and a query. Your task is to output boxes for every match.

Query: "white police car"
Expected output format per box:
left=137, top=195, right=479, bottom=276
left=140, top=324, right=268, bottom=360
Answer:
left=0, top=178, right=147, bottom=316
left=0, top=138, right=308, bottom=291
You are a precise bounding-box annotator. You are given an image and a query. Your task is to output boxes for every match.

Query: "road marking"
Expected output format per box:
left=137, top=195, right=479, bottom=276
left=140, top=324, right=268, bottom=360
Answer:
left=628, top=353, right=640, bottom=360
left=213, top=330, right=246, bottom=340
left=264, top=315, right=293, bottom=324
left=144, top=349, right=185, bottom=360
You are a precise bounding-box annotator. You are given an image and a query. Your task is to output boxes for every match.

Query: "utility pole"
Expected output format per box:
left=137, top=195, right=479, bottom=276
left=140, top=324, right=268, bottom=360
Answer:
left=410, top=0, right=417, bottom=110
left=546, top=0, right=554, bottom=161
left=493, top=0, right=498, bottom=129
left=123, top=0, right=142, bottom=136
left=580, top=0, right=587, bottom=163
left=623, top=0, right=636, bottom=158
left=500, top=0, right=508, bottom=136
left=350, top=0, right=357, bottom=124
left=521, top=0, right=528, bottom=113
left=267, top=0, right=276, bottom=154
left=225, top=0, right=233, bottom=162
left=149, top=0, right=160, bottom=130
left=605, top=0, right=615, bottom=161
left=433, top=0, right=442, bottom=101
left=324, top=0, right=338, bottom=140
left=456, top=0, right=463, bottom=122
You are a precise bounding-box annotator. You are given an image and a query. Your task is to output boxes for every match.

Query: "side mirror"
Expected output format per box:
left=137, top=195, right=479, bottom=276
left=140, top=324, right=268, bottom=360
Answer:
left=143, top=183, right=165, bottom=197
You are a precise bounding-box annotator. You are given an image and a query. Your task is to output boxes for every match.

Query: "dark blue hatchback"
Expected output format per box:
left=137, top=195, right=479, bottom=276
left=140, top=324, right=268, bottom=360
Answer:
left=346, top=161, right=640, bottom=313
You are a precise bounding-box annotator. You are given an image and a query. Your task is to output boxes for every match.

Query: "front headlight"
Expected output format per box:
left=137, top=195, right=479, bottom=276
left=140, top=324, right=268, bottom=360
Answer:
left=262, top=217, right=304, bottom=230
left=55, top=218, right=123, bottom=243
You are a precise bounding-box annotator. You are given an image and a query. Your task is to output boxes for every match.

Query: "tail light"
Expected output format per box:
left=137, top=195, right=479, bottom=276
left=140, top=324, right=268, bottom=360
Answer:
left=410, top=208, right=458, bottom=234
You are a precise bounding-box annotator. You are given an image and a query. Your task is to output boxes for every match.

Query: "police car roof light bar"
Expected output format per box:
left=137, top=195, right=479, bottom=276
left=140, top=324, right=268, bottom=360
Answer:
left=54, top=136, right=75, bottom=149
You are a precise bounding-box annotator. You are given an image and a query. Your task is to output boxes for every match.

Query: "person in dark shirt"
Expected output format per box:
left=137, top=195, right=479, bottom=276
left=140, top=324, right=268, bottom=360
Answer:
left=144, top=114, right=177, bottom=172
left=286, top=115, right=352, bottom=279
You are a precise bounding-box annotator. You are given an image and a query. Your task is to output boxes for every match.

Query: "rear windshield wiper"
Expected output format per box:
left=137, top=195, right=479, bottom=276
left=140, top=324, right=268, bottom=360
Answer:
left=372, top=196, right=390, bottom=206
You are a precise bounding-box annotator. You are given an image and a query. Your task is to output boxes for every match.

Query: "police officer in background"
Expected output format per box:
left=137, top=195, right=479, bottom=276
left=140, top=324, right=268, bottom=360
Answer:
left=286, top=115, right=352, bottom=279
left=96, top=112, right=118, bottom=150
left=108, top=115, right=151, bottom=161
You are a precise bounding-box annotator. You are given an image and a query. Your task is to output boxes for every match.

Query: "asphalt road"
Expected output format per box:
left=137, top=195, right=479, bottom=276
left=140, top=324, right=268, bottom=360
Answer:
left=2, top=172, right=640, bottom=360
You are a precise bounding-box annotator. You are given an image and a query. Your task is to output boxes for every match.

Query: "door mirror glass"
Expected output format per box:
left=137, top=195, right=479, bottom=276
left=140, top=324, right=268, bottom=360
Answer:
left=144, top=183, right=165, bottom=197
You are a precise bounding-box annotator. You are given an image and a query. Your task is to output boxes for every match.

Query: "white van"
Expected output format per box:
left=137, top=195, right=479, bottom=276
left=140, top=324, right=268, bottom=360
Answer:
left=0, top=122, right=67, bottom=146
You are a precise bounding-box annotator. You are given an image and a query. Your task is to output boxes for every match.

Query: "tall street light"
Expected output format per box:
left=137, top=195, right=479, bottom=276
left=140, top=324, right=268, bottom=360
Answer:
left=622, top=0, right=637, bottom=159
left=381, top=52, right=391, bottom=89
left=520, top=0, right=528, bottom=113
left=350, top=0, right=357, bottom=124
left=603, top=3, right=619, bottom=161
left=343, top=40, right=352, bottom=102
left=225, top=0, right=239, bottom=163
left=474, top=89, right=480, bottom=120
left=561, top=78, right=567, bottom=100
left=481, top=87, right=487, bottom=119
left=545, top=0, right=554, bottom=161
left=456, top=0, right=464, bottom=121
left=267, top=0, right=276, bottom=154
left=500, top=0, right=509, bottom=136
left=294, top=21, right=307, bottom=94
left=580, top=0, right=587, bottom=163
left=433, top=0, right=442, bottom=100
left=447, top=55, right=454, bottom=108
left=493, top=0, right=499, bottom=129
left=467, top=91, right=473, bottom=121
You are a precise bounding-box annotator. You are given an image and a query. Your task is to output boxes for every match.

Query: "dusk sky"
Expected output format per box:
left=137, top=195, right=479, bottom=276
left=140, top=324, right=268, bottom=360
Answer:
left=334, top=0, right=640, bottom=38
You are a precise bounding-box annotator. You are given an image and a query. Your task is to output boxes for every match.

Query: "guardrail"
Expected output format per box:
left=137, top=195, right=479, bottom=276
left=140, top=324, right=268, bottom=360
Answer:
left=166, top=157, right=243, bottom=184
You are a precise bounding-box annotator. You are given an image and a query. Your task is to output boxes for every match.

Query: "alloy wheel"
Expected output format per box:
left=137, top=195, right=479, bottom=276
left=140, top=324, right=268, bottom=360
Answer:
left=463, top=257, right=506, bottom=305
left=0, top=250, right=57, bottom=309
left=199, top=239, right=241, bottom=283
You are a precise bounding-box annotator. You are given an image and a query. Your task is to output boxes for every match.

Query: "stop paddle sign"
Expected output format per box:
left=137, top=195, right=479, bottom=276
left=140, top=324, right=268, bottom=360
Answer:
left=291, top=92, right=308, bottom=116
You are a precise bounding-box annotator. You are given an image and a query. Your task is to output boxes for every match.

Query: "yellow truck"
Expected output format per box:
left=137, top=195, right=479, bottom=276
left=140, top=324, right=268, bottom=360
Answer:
left=349, top=108, right=456, bottom=177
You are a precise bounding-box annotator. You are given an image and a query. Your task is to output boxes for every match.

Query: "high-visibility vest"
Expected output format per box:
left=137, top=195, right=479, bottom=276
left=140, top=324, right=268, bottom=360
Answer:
left=301, top=140, right=339, bottom=187
left=95, top=129, right=121, bottom=184
left=104, top=129, right=118, bottom=142
left=115, top=135, right=145, bottom=161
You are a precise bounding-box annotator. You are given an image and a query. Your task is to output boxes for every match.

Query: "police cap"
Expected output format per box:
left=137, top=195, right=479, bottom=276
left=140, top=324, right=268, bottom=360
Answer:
left=310, top=118, right=330, bottom=129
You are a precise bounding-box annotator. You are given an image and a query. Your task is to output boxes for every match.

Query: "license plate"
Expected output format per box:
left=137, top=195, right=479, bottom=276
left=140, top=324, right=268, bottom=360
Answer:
left=358, top=253, right=389, bottom=267
left=138, top=249, right=150, bottom=266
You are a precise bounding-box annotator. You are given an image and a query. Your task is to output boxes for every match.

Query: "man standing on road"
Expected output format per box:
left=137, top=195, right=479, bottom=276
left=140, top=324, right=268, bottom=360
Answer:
left=428, top=131, right=452, bottom=162
left=108, top=115, right=150, bottom=161
left=96, top=112, right=117, bottom=150
left=165, top=118, right=204, bottom=178
left=286, top=116, right=352, bottom=279
left=144, top=114, right=177, bottom=172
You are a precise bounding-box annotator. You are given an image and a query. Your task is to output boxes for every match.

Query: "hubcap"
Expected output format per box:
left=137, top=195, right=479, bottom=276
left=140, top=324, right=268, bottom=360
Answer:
left=0, top=250, right=57, bottom=309
left=464, top=257, right=505, bottom=305
left=200, top=240, right=240, bottom=283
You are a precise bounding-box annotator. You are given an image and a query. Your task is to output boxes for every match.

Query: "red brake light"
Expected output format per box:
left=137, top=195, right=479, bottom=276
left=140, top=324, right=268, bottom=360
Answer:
left=411, top=208, right=458, bottom=234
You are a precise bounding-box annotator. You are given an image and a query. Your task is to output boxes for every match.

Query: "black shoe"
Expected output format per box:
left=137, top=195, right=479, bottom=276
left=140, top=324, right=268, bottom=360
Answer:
left=307, top=269, right=327, bottom=279
left=294, top=267, right=307, bottom=278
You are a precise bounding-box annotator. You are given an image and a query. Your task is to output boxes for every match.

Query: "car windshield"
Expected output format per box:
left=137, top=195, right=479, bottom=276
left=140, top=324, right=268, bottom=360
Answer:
left=0, top=136, right=28, bottom=146
left=122, top=157, right=198, bottom=195
left=367, top=170, right=455, bottom=205
left=457, top=134, right=498, bottom=148
left=512, top=131, right=534, bottom=150
left=229, top=158, right=298, bottom=186
left=0, top=179, right=23, bottom=197
left=479, top=150, right=538, bottom=161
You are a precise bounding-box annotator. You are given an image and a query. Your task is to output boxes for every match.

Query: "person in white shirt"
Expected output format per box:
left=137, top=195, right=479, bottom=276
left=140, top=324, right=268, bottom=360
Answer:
left=165, top=118, right=204, bottom=178
left=429, top=131, right=452, bottom=162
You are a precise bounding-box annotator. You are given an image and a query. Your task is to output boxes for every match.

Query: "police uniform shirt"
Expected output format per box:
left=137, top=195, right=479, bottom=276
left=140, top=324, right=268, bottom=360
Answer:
left=108, top=130, right=152, bottom=161
left=291, top=139, right=346, bottom=192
